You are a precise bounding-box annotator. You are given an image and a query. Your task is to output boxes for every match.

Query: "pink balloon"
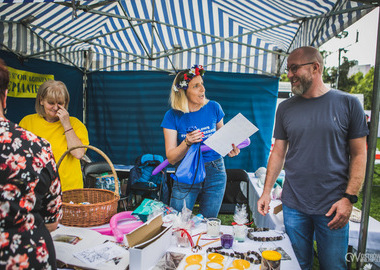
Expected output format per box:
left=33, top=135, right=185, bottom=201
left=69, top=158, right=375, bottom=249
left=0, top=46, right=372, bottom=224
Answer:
left=91, top=211, right=144, bottom=242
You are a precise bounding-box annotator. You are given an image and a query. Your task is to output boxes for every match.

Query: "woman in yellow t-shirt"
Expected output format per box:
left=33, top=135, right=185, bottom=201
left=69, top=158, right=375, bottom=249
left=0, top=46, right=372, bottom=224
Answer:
left=19, top=80, right=89, bottom=191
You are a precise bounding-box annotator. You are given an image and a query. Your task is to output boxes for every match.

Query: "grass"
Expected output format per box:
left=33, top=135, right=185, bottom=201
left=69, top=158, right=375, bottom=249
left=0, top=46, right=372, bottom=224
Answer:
left=192, top=205, right=238, bottom=226
left=355, top=166, right=380, bottom=221
left=353, top=138, right=380, bottom=221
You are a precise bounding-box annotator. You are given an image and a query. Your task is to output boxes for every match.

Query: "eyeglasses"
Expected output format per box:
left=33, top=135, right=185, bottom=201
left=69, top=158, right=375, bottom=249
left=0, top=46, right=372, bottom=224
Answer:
left=285, top=62, right=315, bottom=74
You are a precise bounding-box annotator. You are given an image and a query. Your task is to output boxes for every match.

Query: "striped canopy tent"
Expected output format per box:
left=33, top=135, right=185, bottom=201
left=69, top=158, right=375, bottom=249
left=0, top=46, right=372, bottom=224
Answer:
left=0, top=0, right=377, bottom=75
left=1, top=1, right=380, bottom=263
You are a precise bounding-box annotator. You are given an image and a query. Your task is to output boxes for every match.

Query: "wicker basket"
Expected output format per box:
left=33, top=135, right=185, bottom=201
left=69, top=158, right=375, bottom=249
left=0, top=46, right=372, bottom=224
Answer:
left=57, top=145, right=120, bottom=227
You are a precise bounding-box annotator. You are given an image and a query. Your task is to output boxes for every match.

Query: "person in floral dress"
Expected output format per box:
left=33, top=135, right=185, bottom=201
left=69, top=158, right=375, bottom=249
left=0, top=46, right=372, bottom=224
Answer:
left=0, top=59, right=63, bottom=269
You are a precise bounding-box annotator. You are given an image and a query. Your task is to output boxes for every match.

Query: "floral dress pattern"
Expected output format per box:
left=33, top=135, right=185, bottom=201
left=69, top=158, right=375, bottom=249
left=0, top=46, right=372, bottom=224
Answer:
left=0, top=117, right=62, bottom=270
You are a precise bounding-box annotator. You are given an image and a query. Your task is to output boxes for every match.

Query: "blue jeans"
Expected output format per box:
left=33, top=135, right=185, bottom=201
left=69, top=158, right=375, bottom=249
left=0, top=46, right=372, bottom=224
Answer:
left=170, top=157, right=227, bottom=218
left=283, top=204, right=349, bottom=270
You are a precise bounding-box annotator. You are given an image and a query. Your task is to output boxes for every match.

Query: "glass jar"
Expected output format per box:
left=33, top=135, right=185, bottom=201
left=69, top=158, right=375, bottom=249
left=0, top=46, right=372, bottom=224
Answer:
left=174, top=229, right=191, bottom=248
left=233, top=224, right=247, bottom=242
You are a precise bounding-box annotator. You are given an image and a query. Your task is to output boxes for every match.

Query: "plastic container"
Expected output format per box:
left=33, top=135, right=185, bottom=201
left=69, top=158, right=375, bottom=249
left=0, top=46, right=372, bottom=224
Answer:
left=261, top=250, right=282, bottom=270
left=191, top=213, right=204, bottom=228
left=207, top=218, right=221, bottom=238
left=233, top=224, right=247, bottom=242
left=221, top=234, right=234, bottom=249
left=174, top=229, right=192, bottom=248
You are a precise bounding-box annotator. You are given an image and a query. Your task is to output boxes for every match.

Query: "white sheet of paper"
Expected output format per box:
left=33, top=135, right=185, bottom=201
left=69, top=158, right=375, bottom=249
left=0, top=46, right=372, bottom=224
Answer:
left=73, top=241, right=127, bottom=267
left=203, top=113, right=258, bottom=156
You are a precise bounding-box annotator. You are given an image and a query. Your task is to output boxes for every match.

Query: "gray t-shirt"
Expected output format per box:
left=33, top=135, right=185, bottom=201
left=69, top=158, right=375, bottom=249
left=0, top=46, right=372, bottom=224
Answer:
left=274, top=89, right=369, bottom=215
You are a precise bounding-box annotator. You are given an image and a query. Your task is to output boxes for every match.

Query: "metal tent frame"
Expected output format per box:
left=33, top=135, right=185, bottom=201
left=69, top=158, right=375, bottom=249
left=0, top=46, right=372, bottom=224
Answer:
left=1, top=1, right=380, bottom=267
left=1, top=1, right=378, bottom=75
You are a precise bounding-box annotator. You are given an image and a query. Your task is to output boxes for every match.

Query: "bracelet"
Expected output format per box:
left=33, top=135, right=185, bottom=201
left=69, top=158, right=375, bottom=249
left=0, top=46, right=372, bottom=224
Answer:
left=184, top=137, right=191, bottom=147
left=64, top=127, right=74, bottom=133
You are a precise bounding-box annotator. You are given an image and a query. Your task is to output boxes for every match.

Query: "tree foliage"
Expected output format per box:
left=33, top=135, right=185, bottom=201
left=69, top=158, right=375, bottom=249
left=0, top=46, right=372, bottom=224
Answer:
left=322, top=57, right=357, bottom=92
left=350, top=67, right=374, bottom=110
left=280, top=73, right=289, bottom=82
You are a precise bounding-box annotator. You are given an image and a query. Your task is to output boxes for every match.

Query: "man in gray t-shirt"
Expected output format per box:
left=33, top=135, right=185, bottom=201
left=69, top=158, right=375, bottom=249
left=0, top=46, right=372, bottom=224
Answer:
left=257, top=46, right=368, bottom=270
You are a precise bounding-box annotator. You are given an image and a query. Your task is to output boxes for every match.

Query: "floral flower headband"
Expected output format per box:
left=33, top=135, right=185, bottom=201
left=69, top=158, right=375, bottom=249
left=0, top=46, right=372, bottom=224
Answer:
left=174, top=65, right=205, bottom=92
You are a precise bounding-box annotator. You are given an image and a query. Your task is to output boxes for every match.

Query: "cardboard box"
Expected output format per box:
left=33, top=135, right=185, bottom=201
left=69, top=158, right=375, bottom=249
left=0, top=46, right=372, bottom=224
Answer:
left=127, top=215, right=172, bottom=270
left=273, top=203, right=283, bottom=214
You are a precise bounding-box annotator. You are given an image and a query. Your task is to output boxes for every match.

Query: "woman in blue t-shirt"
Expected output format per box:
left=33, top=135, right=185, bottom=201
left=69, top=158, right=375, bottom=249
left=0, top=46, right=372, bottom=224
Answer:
left=161, top=65, right=240, bottom=218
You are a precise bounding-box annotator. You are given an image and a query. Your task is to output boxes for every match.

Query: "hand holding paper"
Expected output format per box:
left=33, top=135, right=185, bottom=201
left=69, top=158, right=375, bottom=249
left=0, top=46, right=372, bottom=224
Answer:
left=204, top=113, right=258, bottom=156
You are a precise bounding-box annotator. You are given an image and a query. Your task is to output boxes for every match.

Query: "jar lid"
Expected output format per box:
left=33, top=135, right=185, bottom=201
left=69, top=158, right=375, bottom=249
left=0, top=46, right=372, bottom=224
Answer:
left=207, top=253, right=224, bottom=263
left=232, top=259, right=250, bottom=269
left=262, top=250, right=282, bottom=261
left=184, top=263, right=202, bottom=270
left=186, top=254, right=203, bottom=264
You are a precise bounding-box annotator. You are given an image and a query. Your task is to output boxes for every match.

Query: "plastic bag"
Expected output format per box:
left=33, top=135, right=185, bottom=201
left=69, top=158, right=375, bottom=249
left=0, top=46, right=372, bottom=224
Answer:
left=153, top=252, right=186, bottom=270
left=171, top=142, right=206, bottom=185
left=131, top=198, right=166, bottom=222
left=172, top=201, right=194, bottom=247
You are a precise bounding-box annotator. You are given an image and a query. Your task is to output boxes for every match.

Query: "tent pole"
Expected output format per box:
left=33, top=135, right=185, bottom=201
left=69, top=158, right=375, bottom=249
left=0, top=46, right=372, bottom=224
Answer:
left=150, top=0, right=156, bottom=59
left=356, top=7, right=380, bottom=269
left=83, top=49, right=92, bottom=126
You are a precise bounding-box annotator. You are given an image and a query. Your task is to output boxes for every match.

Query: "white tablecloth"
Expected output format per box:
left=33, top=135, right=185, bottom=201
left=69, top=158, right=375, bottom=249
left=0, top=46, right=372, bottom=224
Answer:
left=166, top=224, right=301, bottom=270
left=248, top=173, right=285, bottom=232
left=248, top=173, right=380, bottom=252
left=57, top=220, right=301, bottom=269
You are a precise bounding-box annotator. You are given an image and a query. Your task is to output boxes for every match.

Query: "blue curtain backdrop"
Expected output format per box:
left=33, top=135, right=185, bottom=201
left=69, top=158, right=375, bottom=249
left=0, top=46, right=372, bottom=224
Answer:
left=0, top=50, right=83, bottom=124
left=0, top=49, right=278, bottom=172
left=87, top=71, right=278, bottom=172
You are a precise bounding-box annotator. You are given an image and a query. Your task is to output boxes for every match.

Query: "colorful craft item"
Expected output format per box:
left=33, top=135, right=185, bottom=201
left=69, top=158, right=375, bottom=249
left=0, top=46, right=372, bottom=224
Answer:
left=91, top=211, right=144, bottom=242
left=151, top=138, right=251, bottom=176
left=192, top=232, right=204, bottom=253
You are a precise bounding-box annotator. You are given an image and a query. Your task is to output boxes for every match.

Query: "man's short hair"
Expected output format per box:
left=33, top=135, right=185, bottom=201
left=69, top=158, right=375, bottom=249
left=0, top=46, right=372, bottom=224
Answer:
left=290, top=46, right=324, bottom=71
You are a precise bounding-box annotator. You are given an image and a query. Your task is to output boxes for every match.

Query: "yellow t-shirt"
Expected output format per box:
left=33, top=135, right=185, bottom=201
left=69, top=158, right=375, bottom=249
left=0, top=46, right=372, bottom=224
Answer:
left=19, top=114, right=89, bottom=191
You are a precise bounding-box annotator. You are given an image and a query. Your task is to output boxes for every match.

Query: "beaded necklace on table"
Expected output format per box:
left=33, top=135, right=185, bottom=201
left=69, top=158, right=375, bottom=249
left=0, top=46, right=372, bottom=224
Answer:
left=249, top=227, right=269, bottom=232
left=247, top=228, right=284, bottom=241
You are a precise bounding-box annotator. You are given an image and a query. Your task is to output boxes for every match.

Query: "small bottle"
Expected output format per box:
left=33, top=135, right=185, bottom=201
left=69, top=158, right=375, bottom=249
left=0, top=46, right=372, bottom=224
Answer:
left=191, top=213, right=204, bottom=228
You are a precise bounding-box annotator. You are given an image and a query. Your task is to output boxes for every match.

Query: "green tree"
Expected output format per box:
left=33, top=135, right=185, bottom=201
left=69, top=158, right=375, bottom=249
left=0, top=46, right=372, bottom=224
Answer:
left=350, top=67, right=374, bottom=110
left=280, top=73, right=289, bottom=82
left=337, top=57, right=358, bottom=92
left=323, top=66, right=336, bottom=85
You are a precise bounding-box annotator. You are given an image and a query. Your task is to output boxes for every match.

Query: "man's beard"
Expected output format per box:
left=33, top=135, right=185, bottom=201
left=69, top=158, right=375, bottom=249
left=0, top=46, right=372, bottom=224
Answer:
left=291, top=75, right=312, bottom=96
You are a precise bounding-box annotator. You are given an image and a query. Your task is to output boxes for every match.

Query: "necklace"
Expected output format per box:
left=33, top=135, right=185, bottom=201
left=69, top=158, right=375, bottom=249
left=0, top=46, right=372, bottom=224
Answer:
left=248, top=227, right=269, bottom=232
left=206, top=246, right=262, bottom=264
left=247, top=228, right=283, bottom=241
left=247, top=234, right=283, bottom=241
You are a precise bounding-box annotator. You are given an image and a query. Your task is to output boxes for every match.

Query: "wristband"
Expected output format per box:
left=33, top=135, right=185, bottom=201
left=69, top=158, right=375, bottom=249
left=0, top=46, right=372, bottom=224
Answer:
left=64, top=127, right=74, bottom=133
left=185, top=137, right=191, bottom=147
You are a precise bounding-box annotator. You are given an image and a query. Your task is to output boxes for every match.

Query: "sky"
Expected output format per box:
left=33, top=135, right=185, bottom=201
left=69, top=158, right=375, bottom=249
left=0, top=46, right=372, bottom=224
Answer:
left=320, top=7, right=379, bottom=68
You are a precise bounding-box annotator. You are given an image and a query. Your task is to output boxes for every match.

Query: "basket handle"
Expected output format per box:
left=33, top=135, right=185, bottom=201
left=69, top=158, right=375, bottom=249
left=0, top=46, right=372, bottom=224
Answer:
left=57, top=145, right=119, bottom=195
